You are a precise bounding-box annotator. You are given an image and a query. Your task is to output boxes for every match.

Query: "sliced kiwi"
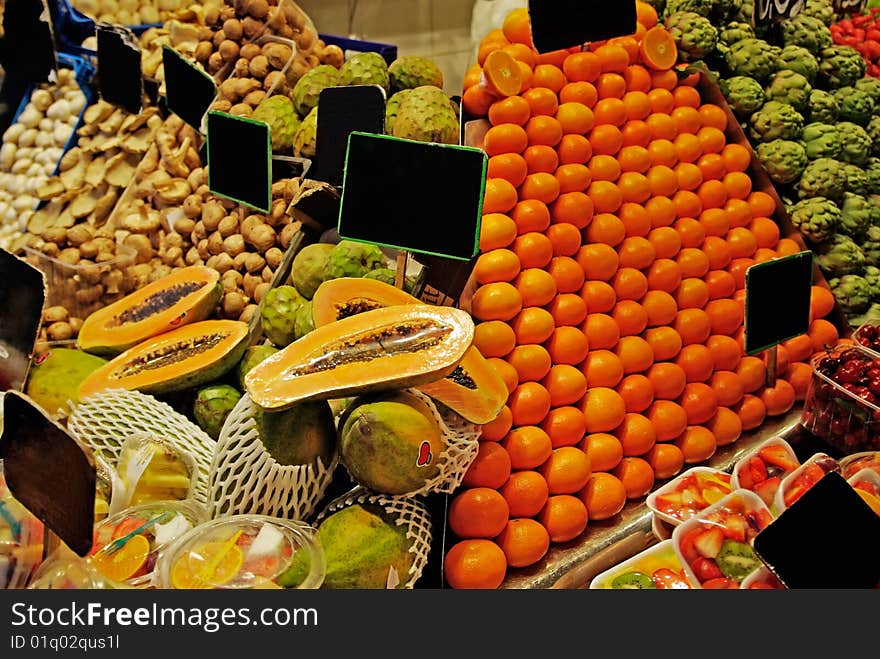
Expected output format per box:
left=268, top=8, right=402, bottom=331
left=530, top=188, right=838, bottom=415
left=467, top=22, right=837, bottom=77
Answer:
left=610, top=571, right=656, bottom=589
left=715, top=539, right=762, bottom=580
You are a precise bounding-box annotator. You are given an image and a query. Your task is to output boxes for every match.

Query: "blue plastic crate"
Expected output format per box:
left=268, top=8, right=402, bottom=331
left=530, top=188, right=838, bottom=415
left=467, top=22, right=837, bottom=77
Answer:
left=319, top=33, right=397, bottom=65
left=51, top=0, right=160, bottom=58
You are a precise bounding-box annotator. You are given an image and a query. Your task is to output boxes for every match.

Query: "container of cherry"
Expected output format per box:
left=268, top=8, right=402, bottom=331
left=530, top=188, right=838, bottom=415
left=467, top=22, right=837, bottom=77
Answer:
left=839, top=451, right=880, bottom=479
left=154, top=515, right=325, bottom=590
left=589, top=540, right=694, bottom=589
left=801, top=344, right=880, bottom=454
left=87, top=500, right=206, bottom=588
left=773, top=453, right=841, bottom=514
left=646, top=467, right=733, bottom=527
left=671, top=489, right=774, bottom=589
left=731, top=436, right=801, bottom=514
left=852, top=318, right=880, bottom=359
left=847, top=468, right=880, bottom=516
left=740, top=566, right=786, bottom=590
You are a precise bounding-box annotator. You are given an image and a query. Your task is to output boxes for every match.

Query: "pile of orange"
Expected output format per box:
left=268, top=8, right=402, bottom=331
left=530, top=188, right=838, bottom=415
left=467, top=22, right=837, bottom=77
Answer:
left=443, top=2, right=847, bottom=590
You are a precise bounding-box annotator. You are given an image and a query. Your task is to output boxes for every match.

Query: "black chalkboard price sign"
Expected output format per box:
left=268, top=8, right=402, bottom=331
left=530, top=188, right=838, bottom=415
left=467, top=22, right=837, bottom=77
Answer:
left=206, top=110, right=272, bottom=213
left=96, top=23, right=144, bottom=114
left=162, top=45, right=217, bottom=132
left=0, top=248, right=45, bottom=393
left=753, top=0, right=806, bottom=24
left=528, top=0, right=637, bottom=53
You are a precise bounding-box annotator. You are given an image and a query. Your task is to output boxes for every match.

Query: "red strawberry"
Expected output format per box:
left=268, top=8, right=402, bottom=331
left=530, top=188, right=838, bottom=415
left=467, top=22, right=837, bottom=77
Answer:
left=691, top=557, right=723, bottom=582
left=652, top=568, right=690, bottom=589
left=747, top=456, right=769, bottom=486
left=701, top=577, right=736, bottom=589
left=678, top=528, right=702, bottom=563
left=758, top=445, right=799, bottom=473
left=748, top=582, right=776, bottom=590
left=736, top=464, right=756, bottom=490
left=720, top=512, right=747, bottom=542
left=753, top=476, right=782, bottom=508
left=693, top=526, right=725, bottom=559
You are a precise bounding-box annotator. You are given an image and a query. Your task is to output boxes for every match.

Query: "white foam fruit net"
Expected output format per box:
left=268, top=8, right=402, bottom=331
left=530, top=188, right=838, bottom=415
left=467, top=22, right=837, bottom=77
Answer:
left=67, top=389, right=215, bottom=506
left=315, top=486, right=433, bottom=590
left=379, top=388, right=482, bottom=498
left=208, top=393, right=337, bottom=521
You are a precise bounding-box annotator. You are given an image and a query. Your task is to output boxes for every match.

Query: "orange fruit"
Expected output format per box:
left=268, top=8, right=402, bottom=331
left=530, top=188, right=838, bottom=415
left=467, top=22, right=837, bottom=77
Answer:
left=721, top=143, right=751, bottom=173
left=503, top=426, right=553, bottom=471
left=640, top=25, right=678, bottom=71
left=646, top=112, right=677, bottom=141
left=808, top=318, right=839, bottom=352
left=473, top=248, right=522, bottom=285
left=612, top=267, right=649, bottom=301
left=647, top=138, right=678, bottom=167
left=646, top=398, right=689, bottom=441
left=484, top=123, right=529, bottom=156
left=675, top=343, right=715, bottom=382
left=581, top=386, right=627, bottom=433
left=523, top=144, right=559, bottom=173
left=727, top=257, right=755, bottom=290
left=588, top=180, right=624, bottom=214
left=617, top=235, right=656, bottom=270
left=550, top=191, right=595, bottom=228
left=727, top=226, right=758, bottom=259
left=759, top=379, right=796, bottom=416
left=675, top=277, right=710, bottom=310
left=511, top=306, right=556, bottom=345
left=483, top=50, right=527, bottom=97
left=697, top=154, right=728, bottom=184
left=473, top=320, right=517, bottom=359
left=621, top=119, right=653, bottom=147
left=520, top=171, right=561, bottom=204
left=540, top=446, right=593, bottom=495
left=697, top=126, right=726, bottom=154
left=546, top=222, right=583, bottom=257
left=581, top=279, right=618, bottom=313
left=583, top=312, right=621, bottom=350
left=618, top=146, right=652, bottom=175
left=585, top=212, right=627, bottom=248
left=673, top=189, right=703, bottom=219
left=542, top=364, right=588, bottom=407
left=502, top=7, right=533, bottom=45
left=674, top=216, right=706, bottom=248
left=499, top=470, right=549, bottom=519
left=701, top=235, right=732, bottom=270
left=675, top=162, right=704, bottom=191
left=532, top=64, right=567, bottom=94
left=496, top=518, right=550, bottom=568
left=675, top=426, right=717, bottom=463
left=513, top=231, right=555, bottom=269
left=674, top=308, right=712, bottom=346
left=511, top=199, right=551, bottom=234
left=545, top=325, right=590, bottom=365
left=671, top=105, right=702, bottom=134
left=618, top=171, right=652, bottom=203
left=538, top=495, right=589, bottom=543
left=583, top=349, right=625, bottom=389
left=548, top=292, right=588, bottom=326
left=646, top=362, right=687, bottom=400
left=749, top=216, right=780, bottom=249
left=709, top=370, right=745, bottom=407
left=706, top=334, right=742, bottom=371
left=647, top=226, right=683, bottom=260
left=488, top=152, right=529, bottom=187
left=514, top=267, right=557, bottom=307
left=463, top=85, right=497, bottom=117
left=699, top=209, right=731, bottom=238
left=734, top=394, right=767, bottom=431
left=463, top=441, right=512, bottom=489
left=676, top=247, right=711, bottom=279
left=489, top=95, right=532, bottom=126
left=589, top=154, right=622, bottom=182
left=579, top=472, right=627, bottom=520
left=560, top=81, right=599, bottom=107
left=526, top=114, right=564, bottom=148
left=650, top=68, right=679, bottom=90
left=557, top=133, right=593, bottom=164
left=449, top=487, right=510, bottom=539
left=541, top=405, right=587, bottom=448
left=705, top=270, right=737, bottom=300
left=507, top=343, right=553, bottom=382
left=615, top=412, right=657, bottom=456
left=444, top=539, right=507, bottom=589
left=612, top=299, right=649, bottom=337
left=810, top=285, right=835, bottom=321
left=674, top=133, right=703, bottom=164
left=647, top=164, right=679, bottom=197
left=736, top=355, right=768, bottom=394
left=503, top=43, right=538, bottom=69
left=785, top=362, right=813, bottom=401
left=595, top=43, right=630, bottom=72
left=563, top=51, right=601, bottom=83
left=589, top=124, right=624, bottom=157
left=480, top=213, right=518, bottom=251
left=615, top=335, right=654, bottom=374
left=775, top=236, right=802, bottom=255
left=707, top=406, right=743, bottom=446
left=705, top=298, right=744, bottom=336
left=580, top=432, right=624, bottom=472
left=623, top=90, right=652, bottom=121
left=646, top=194, right=677, bottom=228
left=523, top=86, right=560, bottom=117
left=613, top=456, right=655, bottom=499
left=644, top=325, right=682, bottom=361
left=642, top=290, right=679, bottom=327
left=509, top=381, right=552, bottom=426
left=555, top=163, right=592, bottom=194
left=648, top=88, right=675, bottom=114
left=623, top=64, right=653, bottom=92
left=673, top=85, right=701, bottom=109
left=619, top=201, right=652, bottom=237
left=646, top=258, right=682, bottom=293
left=616, top=373, right=656, bottom=413
left=646, top=442, right=686, bottom=480
left=487, top=358, right=519, bottom=395
left=483, top=177, right=519, bottom=214
left=480, top=405, right=513, bottom=442
left=725, top=198, right=753, bottom=229
left=597, top=73, right=628, bottom=101
left=548, top=255, right=586, bottom=293
left=747, top=190, right=776, bottom=218
left=471, top=281, right=523, bottom=322
left=678, top=381, right=719, bottom=425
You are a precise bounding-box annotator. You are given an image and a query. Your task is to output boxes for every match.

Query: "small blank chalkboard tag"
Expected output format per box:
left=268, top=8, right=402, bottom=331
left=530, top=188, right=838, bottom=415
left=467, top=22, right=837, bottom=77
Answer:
left=528, top=0, right=637, bottom=53
left=206, top=110, right=272, bottom=213
left=338, top=132, right=487, bottom=261
left=753, top=472, right=880, bottom=588
left=313, top=84, right=386, bottom=187
left=0, top=248, right=45, bottom=393
left=0, top=391, right=96, bottom=556
left=162, top=45, right=217, bottom=132
left=96, top=23, right=144, bottom=114
left=1, top=0, right=56, bottom=83
left=744, top=251, right=813, bottom=356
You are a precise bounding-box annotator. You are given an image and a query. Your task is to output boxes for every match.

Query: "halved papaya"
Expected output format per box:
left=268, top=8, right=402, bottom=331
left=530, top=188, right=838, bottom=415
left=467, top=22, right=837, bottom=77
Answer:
left=78, top=320, right=249, bottom=399
left=311, top=277, right=421, bottom=327
left=77, top=266, right=222, bottom=355
left=416, top=345, right=508, bottom=425
left=244, top=304, right=474, bottom=411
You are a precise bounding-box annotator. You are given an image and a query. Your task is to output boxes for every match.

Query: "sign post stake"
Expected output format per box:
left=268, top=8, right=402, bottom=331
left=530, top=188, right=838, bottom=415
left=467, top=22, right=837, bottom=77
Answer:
left=395, top=251, right=409, bottom=290
left=765, top=345, right=778, bottom=388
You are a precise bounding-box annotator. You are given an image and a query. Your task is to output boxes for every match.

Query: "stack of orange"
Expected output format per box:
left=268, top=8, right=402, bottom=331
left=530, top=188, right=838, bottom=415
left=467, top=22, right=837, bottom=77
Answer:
left=443, top=2, right=846, bottom=590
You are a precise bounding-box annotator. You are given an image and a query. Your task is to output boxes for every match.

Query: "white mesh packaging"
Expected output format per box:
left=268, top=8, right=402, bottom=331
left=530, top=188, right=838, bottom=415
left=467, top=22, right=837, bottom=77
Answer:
left=315, top=486, right=433, bottom=590
left=67, top=389, right=215, bottom=506
left=207, top=394, right=337, bottom=521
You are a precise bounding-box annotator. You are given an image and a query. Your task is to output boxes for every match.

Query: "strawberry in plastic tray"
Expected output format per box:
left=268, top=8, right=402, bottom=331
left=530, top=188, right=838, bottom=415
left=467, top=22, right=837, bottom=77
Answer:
left=774, top=453, right=840, bottom=513
left=646, top=467, right=733, bottom=526
left=731, top=437, right=800, bottom=512
left=590, top=539, right=694, bottom=589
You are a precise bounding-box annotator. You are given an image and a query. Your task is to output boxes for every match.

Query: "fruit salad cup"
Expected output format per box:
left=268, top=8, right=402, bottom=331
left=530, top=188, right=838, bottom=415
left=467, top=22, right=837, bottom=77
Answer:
left=839, top=451, right=880, bottom=479
left=155, top=515, right=325, bottom=590
left=590, top=540, right=694, bottom=589
left=740, top=566, right=786, bottom=590
left=731, top=436, right=801, bottom=514
left=672, top=489, right=774, bottom=589
left=111, top=434, right=197, bottom=514
left=802, top=344, right=880, bottom=454
left=774, top=453, right=840, bottom=513
left=847, top=468, right=880, bottom=516
left=646, top=467, right=733, bottom=526
left=88, top=500, right=206, bottom=588
left=0, top=466, right=44, bottom=589
left=28, top=549, right=129, bottom=589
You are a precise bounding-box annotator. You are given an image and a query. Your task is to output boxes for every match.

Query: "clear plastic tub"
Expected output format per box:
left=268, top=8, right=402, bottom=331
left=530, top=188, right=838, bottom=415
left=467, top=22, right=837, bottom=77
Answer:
left=731, top=436, right=801, bottom=514
left=740, top=566, right=786, bottom=590
left=773, top=452, right=840, bottom=514
left=851, top=317, right=880, bottom=358
left=28, top=549, right=129, bottom=589
left=154, top=515, right=325, bottom=589
left=0, top=464, right=45, bottom=589
left=646, top=466, right=733, bottom=527
left=671, top=489, right=773, bottom=589
left=88, top=500, right=206, bottom=588
left=589, top=539, right=694, bottom=589
left=847, top=467, right=880, bottom=515
left=801, top=343, right=880, bottom=454
left=839, top=451, right=880, bottom=479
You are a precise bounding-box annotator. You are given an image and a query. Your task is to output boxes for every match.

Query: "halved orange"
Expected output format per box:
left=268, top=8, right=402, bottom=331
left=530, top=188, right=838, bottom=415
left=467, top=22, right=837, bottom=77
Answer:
left=92, top=534, right=151, bottom=583
left=483, top=50, right=524, bottom=98
left=640, top=27, right=678, bottom=72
